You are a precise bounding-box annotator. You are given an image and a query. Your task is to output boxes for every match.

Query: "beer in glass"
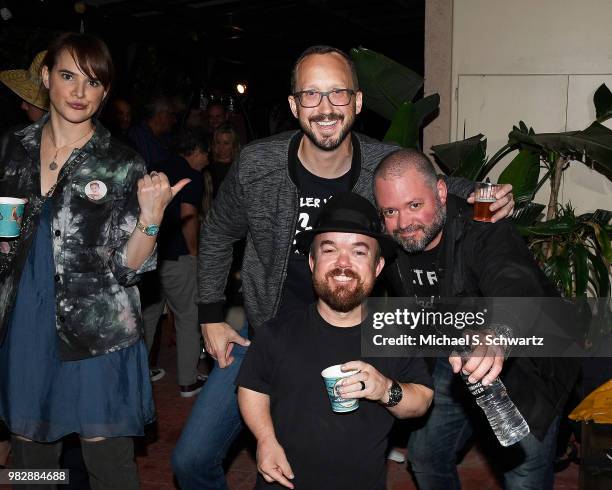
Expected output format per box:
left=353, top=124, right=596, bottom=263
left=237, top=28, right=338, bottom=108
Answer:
left=473, top=182, right=499, bottom=222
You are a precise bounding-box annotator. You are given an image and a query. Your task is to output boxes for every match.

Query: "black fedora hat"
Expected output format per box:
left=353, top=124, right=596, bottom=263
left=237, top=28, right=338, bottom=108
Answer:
left=295, top=192, right=397, bottom=259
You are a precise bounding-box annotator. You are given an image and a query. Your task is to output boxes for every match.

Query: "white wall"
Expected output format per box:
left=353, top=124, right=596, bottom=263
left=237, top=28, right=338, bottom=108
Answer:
left=447, top=0, right=612, bottom=213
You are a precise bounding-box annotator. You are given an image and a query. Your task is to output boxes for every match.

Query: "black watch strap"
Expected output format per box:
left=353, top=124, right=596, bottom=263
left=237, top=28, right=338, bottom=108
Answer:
left=383, top=380, right=403, bottom=407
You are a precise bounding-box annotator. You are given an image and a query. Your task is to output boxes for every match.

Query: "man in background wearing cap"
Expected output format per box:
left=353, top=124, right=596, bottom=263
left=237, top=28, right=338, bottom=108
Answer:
left=173, top=44, right=514, bottom=488
left=374, top=149, right=578, bottom=489
left=0, top=51, right=49, bottom=124
left=236, top=193, right=433, bottom=490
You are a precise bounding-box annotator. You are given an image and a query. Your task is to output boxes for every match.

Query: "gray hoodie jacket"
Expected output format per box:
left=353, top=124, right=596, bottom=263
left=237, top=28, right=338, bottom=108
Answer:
left=197, top=130, right=472, bottom=332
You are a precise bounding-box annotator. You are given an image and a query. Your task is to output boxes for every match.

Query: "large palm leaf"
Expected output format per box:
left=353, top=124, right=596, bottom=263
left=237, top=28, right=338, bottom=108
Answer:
left=350, top=47, right=424, bottom=121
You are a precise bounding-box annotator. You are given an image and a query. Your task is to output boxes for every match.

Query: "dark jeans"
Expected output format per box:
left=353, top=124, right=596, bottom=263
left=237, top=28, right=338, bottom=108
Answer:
left=407, top=359, right=559, bottom=490
left=172, top=324, right=249, bottom=490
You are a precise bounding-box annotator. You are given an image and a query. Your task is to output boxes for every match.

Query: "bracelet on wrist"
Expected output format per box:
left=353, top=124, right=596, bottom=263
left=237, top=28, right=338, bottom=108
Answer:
left=136, top=220, right=160, bottom=236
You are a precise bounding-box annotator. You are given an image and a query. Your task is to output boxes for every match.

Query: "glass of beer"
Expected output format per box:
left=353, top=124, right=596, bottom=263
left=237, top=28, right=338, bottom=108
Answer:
left=473, top=181, right=499, bottom=222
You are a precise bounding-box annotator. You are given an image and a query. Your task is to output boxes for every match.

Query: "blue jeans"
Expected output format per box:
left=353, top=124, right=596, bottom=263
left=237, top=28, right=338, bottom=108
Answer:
left=407, top=360, right=559, bottom=490
left=172, top=324, right=248, bottom=490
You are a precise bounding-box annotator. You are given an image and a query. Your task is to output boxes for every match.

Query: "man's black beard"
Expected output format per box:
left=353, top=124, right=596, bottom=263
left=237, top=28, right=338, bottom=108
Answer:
left=392, top=197, right=447, bottom=253
left=313, top=267, right=371, bottom=313
left=300, top=111, right=354, bottom=151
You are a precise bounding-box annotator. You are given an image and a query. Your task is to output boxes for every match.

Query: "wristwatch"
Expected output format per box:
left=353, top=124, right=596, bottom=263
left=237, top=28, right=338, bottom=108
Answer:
left=382, top=380, right=403, bottom=407
left=136, top=220, right=160, bottom=236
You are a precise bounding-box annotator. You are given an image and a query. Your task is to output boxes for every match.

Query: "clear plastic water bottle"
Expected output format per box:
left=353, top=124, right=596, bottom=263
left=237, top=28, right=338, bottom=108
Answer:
left=462, top=373, right=530, bottom=447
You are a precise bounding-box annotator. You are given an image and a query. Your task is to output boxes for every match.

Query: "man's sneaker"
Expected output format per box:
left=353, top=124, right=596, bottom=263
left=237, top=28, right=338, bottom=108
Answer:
left=387, top=448, right=406, bottom=463
left=150, top=367, right=166, bottom=382
left=179, top=374, right=208, bottom=398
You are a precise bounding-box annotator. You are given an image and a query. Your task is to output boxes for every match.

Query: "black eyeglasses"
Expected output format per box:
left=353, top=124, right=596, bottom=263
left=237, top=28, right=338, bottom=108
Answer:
left=292, top=89, right=356, bottom=108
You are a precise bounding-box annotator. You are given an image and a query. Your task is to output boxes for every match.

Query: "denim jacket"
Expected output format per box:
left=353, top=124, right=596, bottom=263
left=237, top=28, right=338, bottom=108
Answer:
left=0, top=116, right=155, bottom=360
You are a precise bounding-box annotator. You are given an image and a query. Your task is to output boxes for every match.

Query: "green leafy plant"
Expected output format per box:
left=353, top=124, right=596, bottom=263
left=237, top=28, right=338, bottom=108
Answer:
left=432, top=87, right=612, bottom=301
left=521, top=206, right=611, bottom=298
left=351, top=47, right=611, bottom=307
left=350, top=47, right=439, bottom=150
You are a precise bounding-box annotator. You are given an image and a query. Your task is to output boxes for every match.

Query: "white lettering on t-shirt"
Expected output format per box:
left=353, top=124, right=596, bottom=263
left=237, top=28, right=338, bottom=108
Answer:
left=412, top=269, right=438, bottom=286
left=299, top=197, right=322, bottom=208
left=413, top=269, right=424, bottom=285
left=298, top=213, right=311, bottom=231
left=292, top=195, right=333, bottom=253
left=426, top=270, right=438, bottom=285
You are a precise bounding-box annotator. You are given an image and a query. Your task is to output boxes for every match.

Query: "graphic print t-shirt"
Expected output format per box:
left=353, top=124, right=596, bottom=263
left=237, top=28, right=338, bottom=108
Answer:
left=397, top=245, right=441, bottom=373
left=277, top=144, right=354, bottom=316
left=407, top=245, right=440, bottom=299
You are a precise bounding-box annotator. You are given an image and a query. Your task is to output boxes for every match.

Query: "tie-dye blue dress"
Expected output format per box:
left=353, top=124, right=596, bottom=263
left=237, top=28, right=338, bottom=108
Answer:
left=0, top=199, right=155, bottom=442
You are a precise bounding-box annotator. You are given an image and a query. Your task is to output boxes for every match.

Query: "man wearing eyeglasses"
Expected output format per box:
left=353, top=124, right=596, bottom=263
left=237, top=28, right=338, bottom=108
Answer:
left=172, top=45, right=515, bottom=490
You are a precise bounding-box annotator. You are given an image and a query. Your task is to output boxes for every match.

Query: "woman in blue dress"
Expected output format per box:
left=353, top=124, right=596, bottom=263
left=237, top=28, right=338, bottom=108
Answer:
left=0, top=33, right=189, bottom=489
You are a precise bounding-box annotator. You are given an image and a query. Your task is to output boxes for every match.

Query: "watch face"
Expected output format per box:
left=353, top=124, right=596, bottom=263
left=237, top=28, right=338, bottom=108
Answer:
left=386, top=381, right=403, bottom=407
left=145, top=224, right=160, bottom=236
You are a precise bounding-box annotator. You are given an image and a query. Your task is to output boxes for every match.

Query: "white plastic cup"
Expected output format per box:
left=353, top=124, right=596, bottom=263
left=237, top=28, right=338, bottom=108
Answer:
left=321, top=364, right=359, bottom=413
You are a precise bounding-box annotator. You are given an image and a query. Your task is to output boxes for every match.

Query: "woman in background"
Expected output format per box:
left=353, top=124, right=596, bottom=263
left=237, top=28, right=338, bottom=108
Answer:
left=208, top=122, right=241, bottom=196
left=0, top=32, right=187, bottom=489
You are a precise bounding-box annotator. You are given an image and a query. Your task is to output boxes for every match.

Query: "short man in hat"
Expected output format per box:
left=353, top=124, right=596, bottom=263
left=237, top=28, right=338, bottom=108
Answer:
left=0, top=51, right=49, bottom=123
left=236, top=193, right=433, bottom=490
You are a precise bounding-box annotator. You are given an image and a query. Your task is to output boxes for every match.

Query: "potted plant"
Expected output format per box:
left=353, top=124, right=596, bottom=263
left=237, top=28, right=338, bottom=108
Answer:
left=351, top=47, right=611, bottom=311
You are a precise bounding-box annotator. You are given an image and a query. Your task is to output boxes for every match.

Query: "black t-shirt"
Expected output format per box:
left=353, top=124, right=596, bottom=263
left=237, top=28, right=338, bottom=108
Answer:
left=397, top=245, right=441, bottom=375
left=407, top=245, right=440, bottom=299
left=208, top=160, right=231, bottom=197
left=236, top=304, right=433, bottom=490
left=153, top=154, right=204, bottom=260
left=278, top=140, right=355, bottom=316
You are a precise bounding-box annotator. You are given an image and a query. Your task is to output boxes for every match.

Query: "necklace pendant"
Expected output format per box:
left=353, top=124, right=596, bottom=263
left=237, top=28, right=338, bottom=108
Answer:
left=49, top=160, right=58, bottom=171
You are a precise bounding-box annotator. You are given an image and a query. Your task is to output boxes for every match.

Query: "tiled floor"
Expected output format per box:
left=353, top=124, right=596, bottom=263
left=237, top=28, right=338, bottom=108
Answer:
left=138, top=320, right=580, bottom=489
